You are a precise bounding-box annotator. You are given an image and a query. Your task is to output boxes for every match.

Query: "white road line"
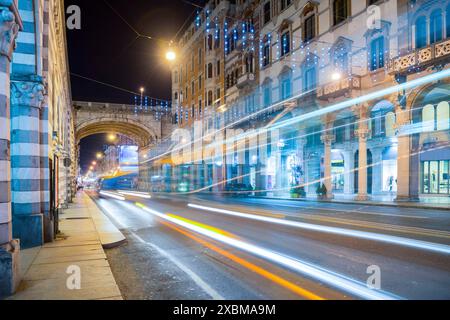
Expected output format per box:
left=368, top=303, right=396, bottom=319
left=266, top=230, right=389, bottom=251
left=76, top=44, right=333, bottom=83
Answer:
left=188, top=203, right=450, bottom=255
left=130, top=232, right=224, bottom=300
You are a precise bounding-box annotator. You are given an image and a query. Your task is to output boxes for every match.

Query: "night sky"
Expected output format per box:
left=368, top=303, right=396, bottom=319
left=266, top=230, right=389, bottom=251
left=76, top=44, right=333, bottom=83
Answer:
left=66, top=0, right=202, bottom=172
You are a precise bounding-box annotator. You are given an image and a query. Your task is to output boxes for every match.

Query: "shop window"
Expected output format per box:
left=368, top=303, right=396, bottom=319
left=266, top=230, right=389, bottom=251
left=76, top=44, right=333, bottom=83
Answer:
left=415, top=16, right=427, bottom=49
left=422, top=160, right=450, bottom=194
left=430, top=9, right=443, bottom=44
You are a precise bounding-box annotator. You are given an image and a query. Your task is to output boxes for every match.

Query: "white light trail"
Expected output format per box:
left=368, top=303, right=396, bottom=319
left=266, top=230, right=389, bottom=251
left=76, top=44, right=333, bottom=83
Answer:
left=99, top=190, right=126, bottom=201
left=187, top=203, right=450, bottom=255
left=137, top=203, right=400, bottom=300
left=117, top=190, right=152, bottom=199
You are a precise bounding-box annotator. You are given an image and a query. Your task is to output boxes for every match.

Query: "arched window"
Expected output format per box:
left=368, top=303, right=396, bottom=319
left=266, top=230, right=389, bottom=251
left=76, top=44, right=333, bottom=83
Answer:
left=436, top=101, right=450, bottom=131
left=334, top=44, right=349, bottom=73
left=422, top=104, right=435, bottom=132
left=302, top=2, right=316, bottom=42
left=280, top=27, right=291, bottom=57
left=303, top=62, right=317, bottom=92
left=415, top=16, right=427, bottom=49
left=430, top=9, right=443, bottom=44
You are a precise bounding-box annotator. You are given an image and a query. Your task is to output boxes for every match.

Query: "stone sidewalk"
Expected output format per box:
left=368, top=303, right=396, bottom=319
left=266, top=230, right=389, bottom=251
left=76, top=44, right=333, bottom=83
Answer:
left=8, top=192, right=124, bottom=300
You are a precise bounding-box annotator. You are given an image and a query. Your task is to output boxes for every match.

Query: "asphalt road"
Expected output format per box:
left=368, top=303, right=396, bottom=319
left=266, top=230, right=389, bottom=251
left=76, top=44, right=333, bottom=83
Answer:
left=91, top=191, right=450, bottom=300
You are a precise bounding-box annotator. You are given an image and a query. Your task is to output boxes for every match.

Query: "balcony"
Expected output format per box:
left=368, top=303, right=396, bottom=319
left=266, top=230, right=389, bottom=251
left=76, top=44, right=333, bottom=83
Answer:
left=388, top=39, right=450, bottom=75
left=316, top=76, right=361, bottom=100
left=236, top=72, right=256, bottom=88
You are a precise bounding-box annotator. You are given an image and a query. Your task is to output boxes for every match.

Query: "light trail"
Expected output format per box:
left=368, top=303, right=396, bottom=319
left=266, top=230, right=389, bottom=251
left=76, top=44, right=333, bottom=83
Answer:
left=99, top=190, right=126, bottom=201
left=117, top=190, right=152, bottom=199
left=141, top=68, right=450, bottom=165
left=187, top=203, right=450, bottom=255
left=135, top=202, right=401, bottom=300
left=159, top=220, right=325, bottom=300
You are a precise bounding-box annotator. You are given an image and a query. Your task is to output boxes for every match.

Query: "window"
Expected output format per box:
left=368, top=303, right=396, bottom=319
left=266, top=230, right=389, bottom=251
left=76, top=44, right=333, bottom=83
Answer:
left=207, top=35, right=213, bottom=51
left=174, top=92, right=178, bottom=100
left=191, top=54, right=194, bottom=71
left=370, top=37, right=384, bottom=71
left=304, top=14, right=315, bottom=42
left=245, top=53, right=254, bottom=73
left=422, top=101, right=450, bottom=132
left=214, top=30, right=221, bottom=49
left=216, top=88, right=220, bottom=104
left=333, top=0, right=349, bottom=26
left=263, top=42, right=271, bottom=67
left=430, top=9, right=443, bottom=44
left=263, top=1, right=271, bottom=25
left=198, top=75, right=202, bottom=90
left=207, top=90, right=213, bottom=106
left=191, top=81, right=195, bottom=96
left=281, top=30, right=290, bottom=56
left=334, top=45, right=349, bottom=73
left=198, top=48, right=202, bottom=64
left=422, top=160, right=450, bottom=194
left=263, top=83, right=271, bottom=107
left=207, top=63, right=213, bottom=78
left=303, top=66, right=316, bottom=91
left=217, top=60, right=221, bottom=76
left=446, top=5, right=450, bottom=39
left=185, top=86, right=188, bottom=101
left=280, top=70, right=292, bottom=100
left=191, top=104, right=195, bottom=117
left=281, top=0, right=291, bottom=11
left=199, top=100, right=202, bottom=115
left=415, top=16, right=427, bottom=49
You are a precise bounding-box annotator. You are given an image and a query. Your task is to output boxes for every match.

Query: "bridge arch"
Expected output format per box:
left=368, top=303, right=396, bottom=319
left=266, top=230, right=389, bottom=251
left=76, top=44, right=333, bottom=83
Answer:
left=76, top=117, right=158, bottom=147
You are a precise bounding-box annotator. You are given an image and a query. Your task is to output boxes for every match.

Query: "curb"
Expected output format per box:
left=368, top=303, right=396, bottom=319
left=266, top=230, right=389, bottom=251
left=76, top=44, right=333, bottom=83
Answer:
left=84, top=193, right=127, bottom=249
left=248, top=196, right=450, bottom=211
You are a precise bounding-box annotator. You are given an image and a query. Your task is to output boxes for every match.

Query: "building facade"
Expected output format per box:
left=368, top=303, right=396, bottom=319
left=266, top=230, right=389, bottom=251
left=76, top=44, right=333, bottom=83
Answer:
left=0, top=0, right=74, bottom=297
left=140, top=0, right=449, bottom=202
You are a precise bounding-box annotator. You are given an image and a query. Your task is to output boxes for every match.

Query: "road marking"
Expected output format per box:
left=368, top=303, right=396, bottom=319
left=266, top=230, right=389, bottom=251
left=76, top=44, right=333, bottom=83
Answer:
left=136, top=202, right=400, bottom=300
left=188, top=203, right=450, bottom=255
left=130, top=232, right=224, bottom=300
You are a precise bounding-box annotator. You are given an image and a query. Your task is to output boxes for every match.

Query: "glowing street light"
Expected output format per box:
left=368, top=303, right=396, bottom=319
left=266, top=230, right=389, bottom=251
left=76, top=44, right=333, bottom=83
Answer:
left=166, top=50, right=176, bottom=61
left=92, top=161, right=97, bottom=166
left=331, top=71, right=342, bottom=81
left=96, top=152, right=103, bottom=159
left=89, top=166, right=94, bottom=171
left=107, top=133, right=117, bottom=142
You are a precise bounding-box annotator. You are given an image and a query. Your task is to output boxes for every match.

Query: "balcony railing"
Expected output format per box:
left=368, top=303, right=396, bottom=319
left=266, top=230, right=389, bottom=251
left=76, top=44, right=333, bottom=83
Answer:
left=388, top=38, right=450, bottom=75
left=316, top=75, right=361, bottom=100
left=236, top=72, right=255, bottom=88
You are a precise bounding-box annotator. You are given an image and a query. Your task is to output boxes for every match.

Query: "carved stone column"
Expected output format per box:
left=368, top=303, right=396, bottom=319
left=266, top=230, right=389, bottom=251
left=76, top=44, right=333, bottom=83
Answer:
left=0, top=0, right=22, bottom=298
left=10, top=77, right=45, bottom=248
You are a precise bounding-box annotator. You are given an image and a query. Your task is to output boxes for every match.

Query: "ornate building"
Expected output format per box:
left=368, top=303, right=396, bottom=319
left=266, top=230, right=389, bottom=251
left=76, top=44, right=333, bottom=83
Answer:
left=143, top=0, right=449, bottom=201
left=0, top=0, right=74, bottom=297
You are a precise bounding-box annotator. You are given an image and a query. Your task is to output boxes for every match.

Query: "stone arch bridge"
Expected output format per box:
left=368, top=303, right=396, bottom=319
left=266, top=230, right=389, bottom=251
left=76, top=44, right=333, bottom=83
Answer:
left=74, top=101, right=174, bottom=148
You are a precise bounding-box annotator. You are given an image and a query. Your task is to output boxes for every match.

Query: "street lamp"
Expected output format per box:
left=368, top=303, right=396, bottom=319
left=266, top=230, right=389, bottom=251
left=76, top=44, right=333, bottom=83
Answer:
left=166, top=50, right=176, bottom=61
left=92, top=161, right=97, bottom=166
left=107, top=133, right=116, bottom=142
left=96, top=152, right=103, bottom=159
left=331, top=71, right=342, bottom=81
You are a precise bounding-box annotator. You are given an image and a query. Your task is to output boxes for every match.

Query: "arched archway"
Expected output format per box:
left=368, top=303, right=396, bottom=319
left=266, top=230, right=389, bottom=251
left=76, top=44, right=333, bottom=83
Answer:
left=76, top=118, right=157, bottom=147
